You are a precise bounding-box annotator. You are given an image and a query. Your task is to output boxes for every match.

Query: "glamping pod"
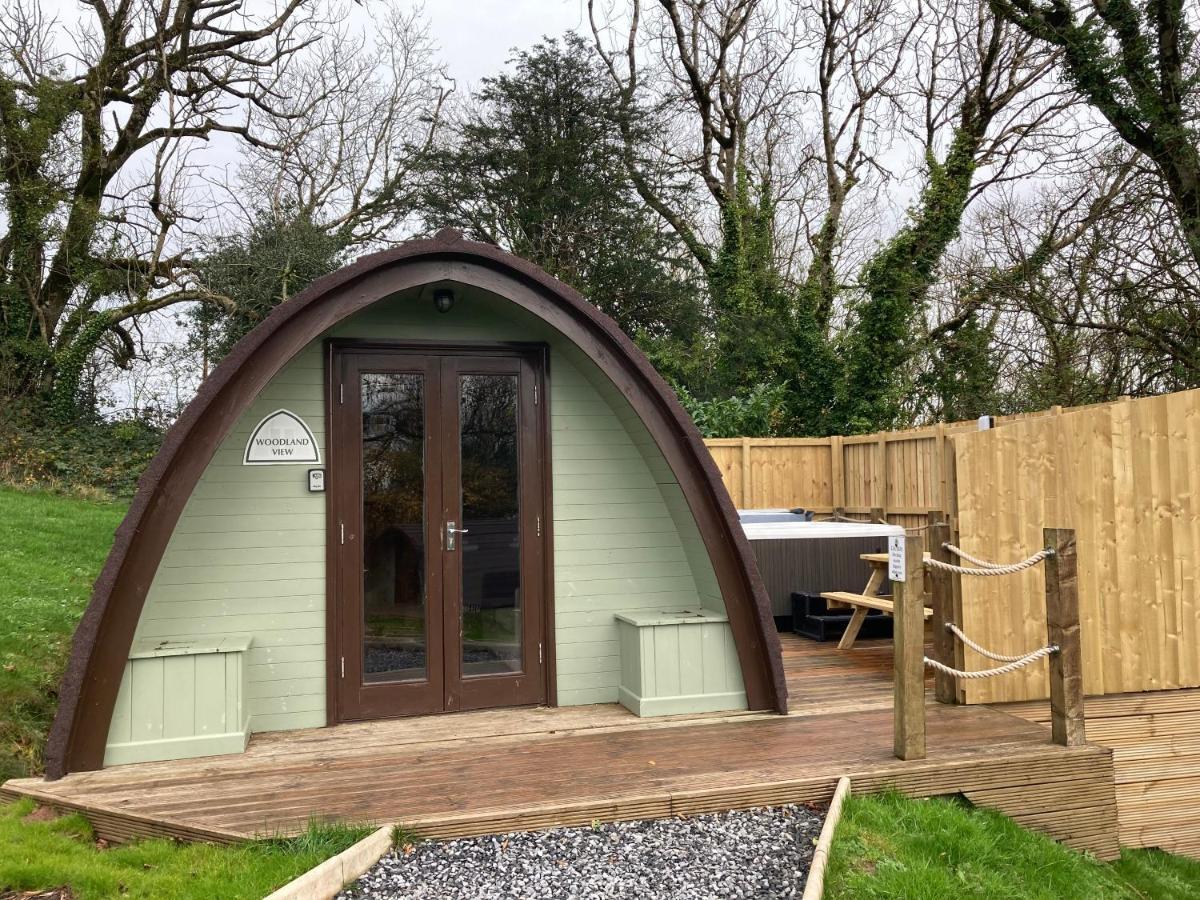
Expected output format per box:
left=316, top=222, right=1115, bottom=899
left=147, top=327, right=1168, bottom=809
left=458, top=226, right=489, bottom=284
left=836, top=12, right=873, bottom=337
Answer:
left=46, top=230, right=786, bottom=777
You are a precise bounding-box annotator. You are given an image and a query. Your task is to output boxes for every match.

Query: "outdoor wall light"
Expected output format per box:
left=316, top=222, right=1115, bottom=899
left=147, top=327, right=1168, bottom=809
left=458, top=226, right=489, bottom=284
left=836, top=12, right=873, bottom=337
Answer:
left=433, top=287, right=456, bottom=313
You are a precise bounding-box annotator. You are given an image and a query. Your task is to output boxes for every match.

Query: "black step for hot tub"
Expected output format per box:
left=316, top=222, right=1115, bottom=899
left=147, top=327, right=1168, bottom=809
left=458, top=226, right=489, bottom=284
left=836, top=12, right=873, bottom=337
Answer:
left=791, top=592, right=894, bottom=642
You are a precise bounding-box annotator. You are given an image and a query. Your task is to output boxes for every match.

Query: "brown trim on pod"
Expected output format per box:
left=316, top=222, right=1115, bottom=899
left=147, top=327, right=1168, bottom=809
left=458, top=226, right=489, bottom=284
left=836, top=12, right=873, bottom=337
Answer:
left=44, top=229, right=786, bottom=779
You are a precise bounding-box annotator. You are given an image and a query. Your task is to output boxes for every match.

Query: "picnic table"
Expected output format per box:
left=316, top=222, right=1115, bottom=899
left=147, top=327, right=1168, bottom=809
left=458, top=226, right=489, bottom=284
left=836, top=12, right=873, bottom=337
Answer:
left=821, top=551, right=932, bottom=650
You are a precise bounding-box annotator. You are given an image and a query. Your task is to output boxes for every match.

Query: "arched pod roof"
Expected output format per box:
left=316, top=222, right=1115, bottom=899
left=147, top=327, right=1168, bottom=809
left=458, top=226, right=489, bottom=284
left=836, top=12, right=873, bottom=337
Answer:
left=45, top=229, right=787, bottom=778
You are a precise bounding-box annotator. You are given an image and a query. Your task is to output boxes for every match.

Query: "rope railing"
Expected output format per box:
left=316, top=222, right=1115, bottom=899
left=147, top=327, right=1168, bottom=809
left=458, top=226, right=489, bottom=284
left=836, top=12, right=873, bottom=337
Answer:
left=925, top=544, right=1053, bottom=576
left=927, top=621, right=1060, bottom=680
left=923, top=644, right=1058, bottom=680
left=946, top=542, right=1055, bottom=569
left=946, top=622, right=1029, bottom=662
left=904, top=520, right=947, bottom=535
left=895, top=519, right=1085, bottom=758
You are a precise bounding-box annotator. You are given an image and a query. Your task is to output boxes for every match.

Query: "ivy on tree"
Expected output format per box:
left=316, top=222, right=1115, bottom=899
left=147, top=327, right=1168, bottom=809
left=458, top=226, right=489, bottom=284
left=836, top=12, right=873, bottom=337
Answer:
left=991, top=0, right=1200, bottom=268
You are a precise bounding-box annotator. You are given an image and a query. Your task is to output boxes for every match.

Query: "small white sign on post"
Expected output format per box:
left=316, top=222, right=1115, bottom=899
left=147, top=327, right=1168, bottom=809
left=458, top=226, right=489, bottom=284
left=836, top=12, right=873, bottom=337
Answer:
left=888, top=534, right=907, bottom=582
left=244, top=409, right=321, bottom=465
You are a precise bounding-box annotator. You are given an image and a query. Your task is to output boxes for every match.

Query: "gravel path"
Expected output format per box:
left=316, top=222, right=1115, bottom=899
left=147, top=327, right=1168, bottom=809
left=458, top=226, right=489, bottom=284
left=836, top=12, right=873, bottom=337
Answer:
left=337, top=805, right=824, bottom=900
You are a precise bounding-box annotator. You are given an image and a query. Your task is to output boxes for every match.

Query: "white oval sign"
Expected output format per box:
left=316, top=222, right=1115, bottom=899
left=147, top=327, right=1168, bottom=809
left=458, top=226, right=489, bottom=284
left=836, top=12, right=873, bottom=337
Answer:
left=244, top=410, right=321, bottom=465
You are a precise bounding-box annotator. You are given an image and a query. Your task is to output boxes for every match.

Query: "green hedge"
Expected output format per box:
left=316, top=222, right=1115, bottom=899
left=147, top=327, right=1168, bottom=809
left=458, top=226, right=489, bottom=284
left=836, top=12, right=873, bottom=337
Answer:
left=0, top=405, right=162, bottom=499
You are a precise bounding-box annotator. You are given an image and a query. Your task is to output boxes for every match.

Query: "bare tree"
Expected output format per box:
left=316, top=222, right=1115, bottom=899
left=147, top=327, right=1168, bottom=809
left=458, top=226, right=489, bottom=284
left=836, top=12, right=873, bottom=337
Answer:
left=792, top=0, right=920, bottom=326
left=908, top=131, right=1200, bottom=425
left=1009, top=160, right=1200, bottom=394
left=834, top=0, right=1080, bottom=429
left=929, top=147, right=1136, bottom=340
left=910, top=147, right=1139, bottom=419
left=589, top=0, right=805, bottom=274
left=0, top=0, right=314, bottom=410
left=0, top=0, right=442, bottom=418
left=237, top=4, right=452, bottom=245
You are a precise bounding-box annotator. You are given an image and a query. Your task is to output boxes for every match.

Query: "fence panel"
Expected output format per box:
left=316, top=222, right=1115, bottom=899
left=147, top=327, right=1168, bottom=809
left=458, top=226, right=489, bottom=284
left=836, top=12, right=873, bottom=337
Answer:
left=704, top=429, right=955, bottom=526
left=705, top=440, right=748, bottom=507
left=952, top=389, right=1200, bottom=702
left=748, top=441, right=834, bottom=510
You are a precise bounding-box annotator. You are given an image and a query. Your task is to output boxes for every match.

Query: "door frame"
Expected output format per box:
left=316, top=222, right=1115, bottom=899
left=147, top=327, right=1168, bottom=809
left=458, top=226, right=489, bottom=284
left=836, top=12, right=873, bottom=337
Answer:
left=323, top=338, right=555, bottom=726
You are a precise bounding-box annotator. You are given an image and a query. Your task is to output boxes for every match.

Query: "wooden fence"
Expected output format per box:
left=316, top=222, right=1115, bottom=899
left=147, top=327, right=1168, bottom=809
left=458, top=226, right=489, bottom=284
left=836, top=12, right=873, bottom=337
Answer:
left=705, top=432, right=955, bottom=532
left=706, top=387, right=1200, bottom=704
left=954, top=389, right=1200, bottom=703
left=704, top=407, right=1061, bottom=530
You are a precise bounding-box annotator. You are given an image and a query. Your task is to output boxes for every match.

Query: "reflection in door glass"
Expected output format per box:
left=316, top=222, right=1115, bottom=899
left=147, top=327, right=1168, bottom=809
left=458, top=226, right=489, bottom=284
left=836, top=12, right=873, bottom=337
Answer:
left=361, top=372, right=426, bottom=684
left=459, top=374, right=522, bottom=676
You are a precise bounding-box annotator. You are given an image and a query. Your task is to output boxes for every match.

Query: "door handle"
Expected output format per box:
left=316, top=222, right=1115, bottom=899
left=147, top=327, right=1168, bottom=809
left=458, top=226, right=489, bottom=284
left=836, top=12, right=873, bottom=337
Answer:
left=446, top=521, right=469, bottom=551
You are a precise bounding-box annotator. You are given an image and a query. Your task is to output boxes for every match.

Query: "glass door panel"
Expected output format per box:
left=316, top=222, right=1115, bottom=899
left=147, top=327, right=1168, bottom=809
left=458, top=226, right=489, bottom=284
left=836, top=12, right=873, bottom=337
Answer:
left=458, top=373, right=522, bottom=677
left=361, top=372, right=427, bottom=684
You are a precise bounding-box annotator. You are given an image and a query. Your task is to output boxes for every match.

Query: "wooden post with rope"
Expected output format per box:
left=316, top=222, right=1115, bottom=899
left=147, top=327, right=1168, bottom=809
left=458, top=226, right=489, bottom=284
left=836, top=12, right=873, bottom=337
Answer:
left=893, top=533, right=927, bottom=760
left=926, top=510, right=957, bottom=704
left=918, top=530, right=1080, bottom=754
left=1043, top=528, right=1086, bottom=746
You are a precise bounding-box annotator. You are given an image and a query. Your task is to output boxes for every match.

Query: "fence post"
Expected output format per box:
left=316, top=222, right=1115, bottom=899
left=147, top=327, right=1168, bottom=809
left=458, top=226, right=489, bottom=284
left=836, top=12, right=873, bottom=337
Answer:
left=830, top=435, right=845, bottom=512
left=1043, top=527, right=1086, bottom=746
left=874, top=433, right=887, bottom=512
left=926, top=510, right=956, bottom=704
left=893, top=533, right=927, bottom=760
left=871, top=505, right=886, bottom=525
left=740, top=436, right=752, bottom=508
left=947, top=519, right=965, bottom=702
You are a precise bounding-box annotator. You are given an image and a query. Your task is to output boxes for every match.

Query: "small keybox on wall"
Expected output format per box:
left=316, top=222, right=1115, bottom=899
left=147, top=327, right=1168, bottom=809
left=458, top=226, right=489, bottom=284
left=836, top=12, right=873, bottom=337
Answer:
left=308, top=469, right=326, bottom=492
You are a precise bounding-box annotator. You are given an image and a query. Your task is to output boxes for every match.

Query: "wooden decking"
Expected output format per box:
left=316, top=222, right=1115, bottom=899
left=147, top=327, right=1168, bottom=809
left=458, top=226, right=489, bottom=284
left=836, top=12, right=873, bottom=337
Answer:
left=2, top=635, right=1120, bottom=858
left=1004, top=688, right=1200, bottom=857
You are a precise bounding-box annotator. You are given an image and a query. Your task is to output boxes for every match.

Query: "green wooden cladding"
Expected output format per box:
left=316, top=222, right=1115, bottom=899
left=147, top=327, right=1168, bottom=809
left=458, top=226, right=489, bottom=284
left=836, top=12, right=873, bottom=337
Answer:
left=105, top=285, right=740, bottom=763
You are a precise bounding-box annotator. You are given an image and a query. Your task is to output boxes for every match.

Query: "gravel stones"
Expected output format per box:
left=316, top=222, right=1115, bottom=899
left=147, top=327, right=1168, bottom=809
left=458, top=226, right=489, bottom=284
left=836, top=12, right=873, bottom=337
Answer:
left=338, top=805, right=824, bottom=900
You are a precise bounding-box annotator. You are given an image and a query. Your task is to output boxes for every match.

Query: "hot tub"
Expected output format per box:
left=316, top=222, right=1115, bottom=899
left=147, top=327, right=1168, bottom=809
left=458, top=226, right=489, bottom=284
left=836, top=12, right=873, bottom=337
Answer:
left=739, top=509, right=904, bottom=627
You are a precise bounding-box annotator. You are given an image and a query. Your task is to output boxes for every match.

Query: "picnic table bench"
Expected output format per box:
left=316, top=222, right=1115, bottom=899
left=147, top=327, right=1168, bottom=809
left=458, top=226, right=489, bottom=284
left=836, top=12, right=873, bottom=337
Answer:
left=821, top=551, right=933, bottom=650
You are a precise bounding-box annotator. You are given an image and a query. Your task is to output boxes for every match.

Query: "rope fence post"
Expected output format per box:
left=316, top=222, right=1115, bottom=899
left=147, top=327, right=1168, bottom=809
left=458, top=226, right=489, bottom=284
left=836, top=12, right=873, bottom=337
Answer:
left=893, top=533, right=927, bottom=760
left=926, top=510, right=956, bottom=704
left=1044, top=527, right=1086, bottom=746
left=948, top=519, right=965, bottom=702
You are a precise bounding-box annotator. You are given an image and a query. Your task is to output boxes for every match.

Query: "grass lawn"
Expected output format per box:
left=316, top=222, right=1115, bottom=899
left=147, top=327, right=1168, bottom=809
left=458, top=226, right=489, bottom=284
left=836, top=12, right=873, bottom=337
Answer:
left=0, top=487, right=367, bottom=897
left=0, top=487, right=127, bottom=781
left=0, top=797, right=369, bottom=899
left=827, top=790, right=1200, bottom=899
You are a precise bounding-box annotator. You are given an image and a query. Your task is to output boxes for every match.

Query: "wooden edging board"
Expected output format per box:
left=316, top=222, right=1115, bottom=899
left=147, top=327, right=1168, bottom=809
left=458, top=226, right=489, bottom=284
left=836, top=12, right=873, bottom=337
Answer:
left=802, top=776, right=851, bottom=900
left=263, top=824, right=393, bottom=900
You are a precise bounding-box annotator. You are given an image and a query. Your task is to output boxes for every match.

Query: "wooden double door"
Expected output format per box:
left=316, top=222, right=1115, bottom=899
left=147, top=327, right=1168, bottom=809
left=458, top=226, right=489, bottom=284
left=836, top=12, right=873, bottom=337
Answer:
left=329, top=343, right=548, bottom=722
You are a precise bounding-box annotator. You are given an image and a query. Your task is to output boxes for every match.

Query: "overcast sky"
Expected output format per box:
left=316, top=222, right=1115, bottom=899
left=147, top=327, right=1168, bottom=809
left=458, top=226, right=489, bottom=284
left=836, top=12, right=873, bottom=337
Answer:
left=424, top=0, right=586, bottom=87
left=39, top=0, right=587, bottom=87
